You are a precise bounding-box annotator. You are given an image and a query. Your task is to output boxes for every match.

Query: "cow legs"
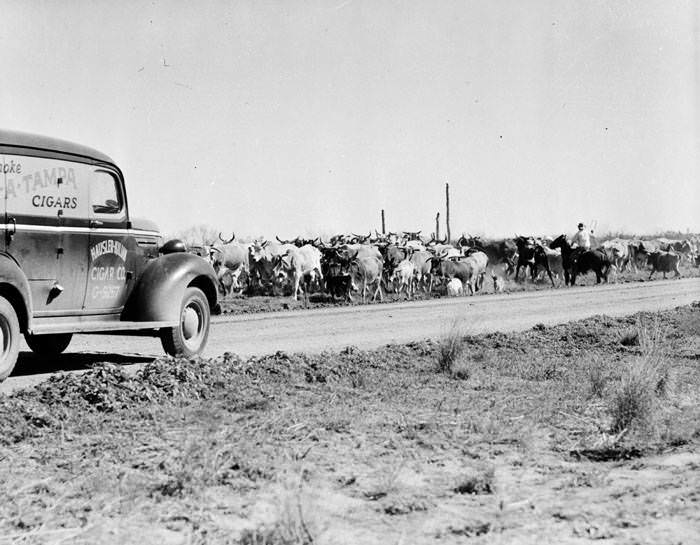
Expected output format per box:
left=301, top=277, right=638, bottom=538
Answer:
left=372, top=279, right=383, bottom=302
left=292, top=274, right=301, bottom=301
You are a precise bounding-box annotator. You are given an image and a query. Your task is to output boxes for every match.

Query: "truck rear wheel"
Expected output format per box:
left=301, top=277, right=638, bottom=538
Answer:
left=24, top=333, right=73, bottom=357
left=0, top=296, right=21, bottom=381
left=160, top=287, right=210, bottom=358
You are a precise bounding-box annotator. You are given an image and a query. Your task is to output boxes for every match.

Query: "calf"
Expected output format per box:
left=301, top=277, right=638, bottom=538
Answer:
left=647, top=251, right=681, bottom=279
left=446, top=278, right=463, bottom=296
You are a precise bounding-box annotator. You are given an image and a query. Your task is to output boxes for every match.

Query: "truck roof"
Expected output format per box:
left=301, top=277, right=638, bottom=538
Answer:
left=0, top=129, right=116, bottom=165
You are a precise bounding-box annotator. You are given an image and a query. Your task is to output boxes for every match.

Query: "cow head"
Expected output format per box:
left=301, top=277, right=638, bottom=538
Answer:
left=218, top=232, right=235, bottom=244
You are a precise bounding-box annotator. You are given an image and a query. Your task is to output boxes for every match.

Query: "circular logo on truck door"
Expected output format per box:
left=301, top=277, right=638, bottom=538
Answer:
left=88, top=239, right=128, bottom=306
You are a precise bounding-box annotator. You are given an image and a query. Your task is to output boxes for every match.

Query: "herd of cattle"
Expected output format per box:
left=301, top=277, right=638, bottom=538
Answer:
left=190, top=231, right=699, bottom=302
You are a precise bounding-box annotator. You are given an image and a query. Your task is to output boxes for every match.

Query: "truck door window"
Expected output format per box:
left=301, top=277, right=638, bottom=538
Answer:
left=91, top=171, right=122, bottom=214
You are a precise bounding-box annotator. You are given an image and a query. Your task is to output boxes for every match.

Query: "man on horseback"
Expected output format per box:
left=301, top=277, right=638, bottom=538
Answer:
left=571, top=222, right=591, bottom=251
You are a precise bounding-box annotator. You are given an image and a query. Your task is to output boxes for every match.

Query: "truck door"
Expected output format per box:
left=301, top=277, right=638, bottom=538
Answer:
left=0, top=154, right=6, bottom=253
left=4, top=154, right=90, bottom=315
left=84, top=169, right=133, bottom=313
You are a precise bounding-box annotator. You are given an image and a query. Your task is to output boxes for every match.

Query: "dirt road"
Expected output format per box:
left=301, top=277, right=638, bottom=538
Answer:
left=4, top=278, right=699, bottom=393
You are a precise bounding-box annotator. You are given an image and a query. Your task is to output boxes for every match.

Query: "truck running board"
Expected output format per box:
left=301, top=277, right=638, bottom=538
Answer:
left=29, top=317, right=177, bottom=336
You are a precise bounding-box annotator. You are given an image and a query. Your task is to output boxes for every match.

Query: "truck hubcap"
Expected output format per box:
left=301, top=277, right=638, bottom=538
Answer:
left=182, top=306, right=201, bottom=341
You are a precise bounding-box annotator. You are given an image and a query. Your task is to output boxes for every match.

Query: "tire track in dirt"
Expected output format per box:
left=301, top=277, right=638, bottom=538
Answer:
left=2, top=278, right=698, bottom=394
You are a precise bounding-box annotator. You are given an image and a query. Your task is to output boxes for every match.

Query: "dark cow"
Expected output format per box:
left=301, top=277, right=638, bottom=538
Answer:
left=458, top=235, right=517, bottom=275
left=550, top=234, right=611, bottom=286
left=531, top=245, right=557, bottom=287
left=513, top=236, right=536, bottom=282
left=320, top=247, right=353, bottom=301
left=647, top=251, right=681, bottom=280
left=380, top=244, right=414, bottom=280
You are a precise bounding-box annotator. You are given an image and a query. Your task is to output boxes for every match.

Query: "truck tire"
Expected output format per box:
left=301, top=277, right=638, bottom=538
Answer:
left=24, top=333, right=73, bottom=357
left=0, top=296, right=21, bottom=381
left=160, top=287, right=210, bottom=358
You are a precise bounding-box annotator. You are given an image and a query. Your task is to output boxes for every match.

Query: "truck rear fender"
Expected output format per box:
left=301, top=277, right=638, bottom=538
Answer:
left=122, top=253, right=218, bottom=322
left=0, top=254, right=32, bottom=332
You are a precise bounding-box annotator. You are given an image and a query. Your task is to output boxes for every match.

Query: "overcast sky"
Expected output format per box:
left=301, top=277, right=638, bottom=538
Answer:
left=2, top=0, right=697, bottom=239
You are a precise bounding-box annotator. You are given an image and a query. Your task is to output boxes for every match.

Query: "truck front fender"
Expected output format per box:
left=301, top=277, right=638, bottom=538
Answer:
left=122, top=253, right=218, bottom=322
left=0, top=253, right=33, bottom=332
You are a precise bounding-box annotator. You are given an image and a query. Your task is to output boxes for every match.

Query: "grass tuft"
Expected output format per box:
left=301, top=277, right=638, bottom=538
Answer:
left=586, top=356, right=609, bottom=398
left=609, top=359, right=658, bottom=434
left=436, top=322, right=466, bottom=374
left=453, top=466, right=495, bottom=495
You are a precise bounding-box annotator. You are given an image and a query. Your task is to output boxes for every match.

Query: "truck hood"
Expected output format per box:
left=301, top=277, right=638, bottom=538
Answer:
left=130, top=217, right=161, bottom=234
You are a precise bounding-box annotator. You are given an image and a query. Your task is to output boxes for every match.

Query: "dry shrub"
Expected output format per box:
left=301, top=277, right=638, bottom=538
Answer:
left=450, top=357, right=475, bottom=380
left=618, top=328, right=639, bottom=347
left=453, top=465, right=495, bottom=495
left=609, top=317, right=674, bottom=434
left=609, top=359, right=658, bottom=434
left=587, top=356, right=610, bottom=398
left=436, top=322, right=465, bottom=374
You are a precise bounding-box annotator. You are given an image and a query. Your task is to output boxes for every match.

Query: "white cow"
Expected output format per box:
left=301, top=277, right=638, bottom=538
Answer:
left=272, top=244, right=323, bottom=301
left=390, top=259, right=416, bottom=299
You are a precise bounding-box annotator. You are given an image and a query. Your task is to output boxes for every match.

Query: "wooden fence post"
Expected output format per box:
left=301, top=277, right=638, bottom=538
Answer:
left=445, top=182, right=451, bottom=243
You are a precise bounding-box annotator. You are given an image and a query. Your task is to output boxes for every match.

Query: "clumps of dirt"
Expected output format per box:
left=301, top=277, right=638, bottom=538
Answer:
left=381, top=494, right=432, bottom=515
left=24, top=363, right=148, bottom=412
left=442, top=521, right=492, bottom=538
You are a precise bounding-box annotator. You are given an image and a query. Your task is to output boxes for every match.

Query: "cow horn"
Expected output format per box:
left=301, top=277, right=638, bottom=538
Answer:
left=219, top=232, right=235, bottom=244
left=276, top=236, right=289, bottom=244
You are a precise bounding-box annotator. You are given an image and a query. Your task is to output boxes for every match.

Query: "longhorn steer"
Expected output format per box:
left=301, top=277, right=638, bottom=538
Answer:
left=410, top=250, right=433, bottom=293
left=389, top=259, right=416, bottom=299
left=349, top=256, right=384, bottom=303
left=602, top=239, right=631, bottom=272
left=272, top=245, right=323, bottom=301
left=430, top=251, right=487, bottom=295
left=207, top=233, right=251, bottom=294
left=248, top=240, right=296, bottom=295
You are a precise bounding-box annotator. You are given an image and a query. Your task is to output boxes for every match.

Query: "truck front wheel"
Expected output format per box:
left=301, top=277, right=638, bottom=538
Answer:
left=160, top=287, right=211, bottom=358
left=24, top=333, right=73, bottom=357
left=0, top=296, right=20, bottom=381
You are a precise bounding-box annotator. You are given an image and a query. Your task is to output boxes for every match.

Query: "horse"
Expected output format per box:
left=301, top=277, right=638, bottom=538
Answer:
left=550, top=235, right=611, bottom=286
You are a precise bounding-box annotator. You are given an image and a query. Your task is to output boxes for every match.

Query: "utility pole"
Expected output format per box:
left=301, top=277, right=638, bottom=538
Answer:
left=381, top=209, right=386, bottom=235
left=435, top=212, right=440, bottom=240
left=445, top=182, right=451, bottom=243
